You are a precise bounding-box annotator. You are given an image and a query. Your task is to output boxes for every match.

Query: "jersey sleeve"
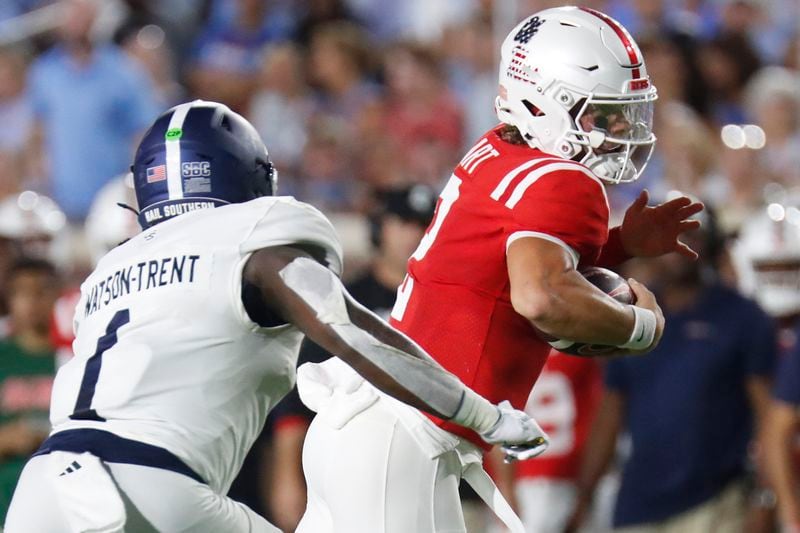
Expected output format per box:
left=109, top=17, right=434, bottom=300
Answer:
left=240, top=198, right=344, bottom=276
left=505, top=167, right=609, bottom=266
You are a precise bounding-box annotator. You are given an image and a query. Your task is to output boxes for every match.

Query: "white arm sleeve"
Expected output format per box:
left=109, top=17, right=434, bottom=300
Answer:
left=279, top=256, right=499, bottom=433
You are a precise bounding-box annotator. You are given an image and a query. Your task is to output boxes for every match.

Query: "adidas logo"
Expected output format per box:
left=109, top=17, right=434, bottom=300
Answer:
left=59, top=461, right=82, bottom=476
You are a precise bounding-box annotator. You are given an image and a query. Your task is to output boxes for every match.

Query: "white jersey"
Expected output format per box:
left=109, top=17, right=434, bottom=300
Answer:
left=48, top=196, right=342, bottom=494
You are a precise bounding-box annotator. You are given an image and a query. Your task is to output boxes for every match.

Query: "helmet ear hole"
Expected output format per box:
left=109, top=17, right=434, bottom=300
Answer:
left=522, top=100, right=545, bottom=117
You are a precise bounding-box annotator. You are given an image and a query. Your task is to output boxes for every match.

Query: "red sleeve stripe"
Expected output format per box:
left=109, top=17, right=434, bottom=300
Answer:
left=578, top=7, right=641, bottom=79
left=490, top=157, right=564, bottom=201
left=505, top=161, right=607, bottom=209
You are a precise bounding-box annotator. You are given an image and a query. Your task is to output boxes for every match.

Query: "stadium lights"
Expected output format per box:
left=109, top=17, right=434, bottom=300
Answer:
left=16, top=190, right=39, bottom=210
left=720, top=124, right=767, bottom=150
left=786, top=206, right=800, bottom=226
left=767, top=202, right=786, bottom=222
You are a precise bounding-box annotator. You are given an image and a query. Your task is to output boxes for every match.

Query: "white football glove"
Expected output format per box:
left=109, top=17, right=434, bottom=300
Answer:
left=479, top=400, right=549, bottom=461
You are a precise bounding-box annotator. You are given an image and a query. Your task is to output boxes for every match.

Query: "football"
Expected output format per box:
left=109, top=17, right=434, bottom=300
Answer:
left=550, top=267, right=635, bottom=356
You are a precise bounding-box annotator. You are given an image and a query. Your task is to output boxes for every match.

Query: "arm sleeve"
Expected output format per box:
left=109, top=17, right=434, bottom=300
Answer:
left=240, top=198, right=344, bottom=276
left=279, top=257, right=499, bottom=432
left=774, top=344, right=800, bottom=405
left=506, top=170, right=609, bottom=265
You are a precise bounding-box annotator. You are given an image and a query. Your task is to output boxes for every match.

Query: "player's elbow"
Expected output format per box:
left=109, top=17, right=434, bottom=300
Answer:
left=511, top=284, right=559, bottom=325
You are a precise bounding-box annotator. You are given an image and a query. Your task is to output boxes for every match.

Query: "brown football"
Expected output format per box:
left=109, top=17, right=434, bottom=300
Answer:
left=552, top=267, right=635, bottom=356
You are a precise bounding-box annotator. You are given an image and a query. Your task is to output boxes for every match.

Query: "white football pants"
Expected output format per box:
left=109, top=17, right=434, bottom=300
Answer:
left=297, top=394, right=475, bottom=533
left=295, top=358, right=525, bottom=533
left=5, top=451, right=279, bottom=533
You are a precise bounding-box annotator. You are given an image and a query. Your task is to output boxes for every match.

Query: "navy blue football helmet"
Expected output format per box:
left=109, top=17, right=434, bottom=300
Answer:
left=132, top=100, right=277, bottom=228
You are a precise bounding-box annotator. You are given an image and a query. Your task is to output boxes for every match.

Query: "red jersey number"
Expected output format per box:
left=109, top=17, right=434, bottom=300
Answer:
left=391, top=175, right=461, bottom=321
left=524, top=370, right=576, bottom=456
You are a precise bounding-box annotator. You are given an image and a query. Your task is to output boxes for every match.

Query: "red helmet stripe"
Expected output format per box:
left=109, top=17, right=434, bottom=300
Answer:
left=578, top=7, right=641, bottom=78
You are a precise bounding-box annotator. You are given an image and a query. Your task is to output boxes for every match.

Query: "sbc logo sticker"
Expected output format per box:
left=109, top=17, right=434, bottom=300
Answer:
left=165, top=128, right=182, bottom=140
left=182, top=161, right=211, bottom=177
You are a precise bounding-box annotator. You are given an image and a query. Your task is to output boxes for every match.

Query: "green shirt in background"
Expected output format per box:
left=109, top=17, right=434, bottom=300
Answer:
left=0, top=339, right=55, bottom=522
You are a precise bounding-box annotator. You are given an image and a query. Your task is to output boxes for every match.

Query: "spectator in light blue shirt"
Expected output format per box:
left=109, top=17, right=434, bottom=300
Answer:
left=0, top=0, right=52, bottom=23
left=26, top=0, right=159, bottom=221
left=0, top=48, right=33, bottom=155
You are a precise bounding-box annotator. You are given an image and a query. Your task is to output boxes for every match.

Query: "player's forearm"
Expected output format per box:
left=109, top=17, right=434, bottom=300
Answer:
left=323, top=308, right=499, bottom=432
left=275, top=255, right=500, bottom=434
left=245, top=247, right=500, bottom=432
left=345, top=294, right=448, bottom=367
left=508, top=237, right=637, bottom=346
left=513, top=270, right=635, bottom=346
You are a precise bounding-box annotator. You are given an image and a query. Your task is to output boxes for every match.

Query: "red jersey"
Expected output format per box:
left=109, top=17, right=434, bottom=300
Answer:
left=516, top=351, right=603, bottom=480
left=389, top=126, right=610, bottom=448
left=50, top=288, right=80, bottom=365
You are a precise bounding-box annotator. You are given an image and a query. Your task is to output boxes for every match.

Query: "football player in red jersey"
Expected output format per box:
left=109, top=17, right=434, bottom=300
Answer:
left=511, top=351, right=604, bottom=533
left=296, top=7, right=703, bottom=533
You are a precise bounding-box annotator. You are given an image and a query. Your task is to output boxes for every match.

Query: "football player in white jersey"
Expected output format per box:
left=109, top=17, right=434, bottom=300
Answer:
left=3, top=100, right=547, bottom=533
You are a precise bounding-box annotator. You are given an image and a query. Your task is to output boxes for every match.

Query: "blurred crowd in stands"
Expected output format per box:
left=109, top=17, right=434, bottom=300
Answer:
left=0, top=0, right=797, bottom=531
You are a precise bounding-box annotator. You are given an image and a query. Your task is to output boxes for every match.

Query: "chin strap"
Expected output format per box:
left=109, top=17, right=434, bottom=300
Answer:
left=117, top=202, right=140, bottom=217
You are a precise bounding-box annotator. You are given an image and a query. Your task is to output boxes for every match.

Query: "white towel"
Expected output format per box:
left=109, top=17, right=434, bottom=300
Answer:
left=297, top=359, right=378, bottom=429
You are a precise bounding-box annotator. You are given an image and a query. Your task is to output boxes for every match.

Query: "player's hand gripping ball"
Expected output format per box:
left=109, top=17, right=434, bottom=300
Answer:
left=549, top=267, right=635, bottom=356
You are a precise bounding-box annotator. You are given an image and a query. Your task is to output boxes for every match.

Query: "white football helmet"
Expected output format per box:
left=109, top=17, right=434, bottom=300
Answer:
left=0, top=190, right=68, bottom=265
left=495, top=6, right=657, bottom=184
left=0, top=191, right=66, bottom=241
left=85, top=173, right=140, bottom=265
left=732, top=195, right=800, bottom=318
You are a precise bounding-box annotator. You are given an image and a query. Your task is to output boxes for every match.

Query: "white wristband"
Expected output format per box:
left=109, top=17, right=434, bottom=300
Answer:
left=621, top=306, right=656, bottom=350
